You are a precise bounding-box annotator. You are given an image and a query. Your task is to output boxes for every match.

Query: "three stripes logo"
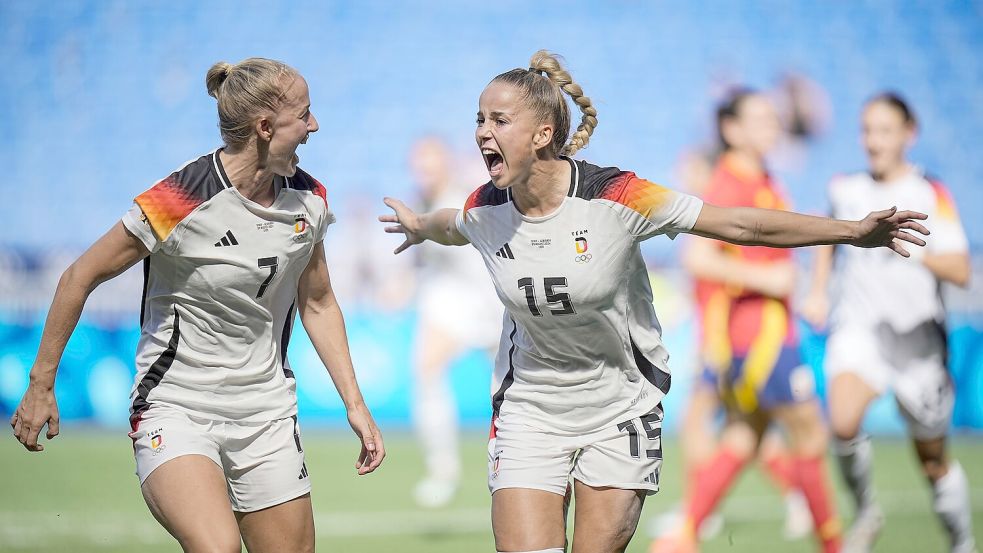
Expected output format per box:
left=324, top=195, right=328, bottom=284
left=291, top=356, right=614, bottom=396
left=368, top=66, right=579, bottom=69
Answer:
left=298, top=463, right=309, bottom=480
left=643, top=470, right=660, bottom=486
left=494, top=243, right=515, bottom=260
left=214, top=230, right=239, bottom=247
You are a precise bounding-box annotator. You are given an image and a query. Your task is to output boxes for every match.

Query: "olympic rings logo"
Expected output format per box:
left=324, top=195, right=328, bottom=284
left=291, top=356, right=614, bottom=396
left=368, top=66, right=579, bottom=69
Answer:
left=574, top=254, right=593, bottom=263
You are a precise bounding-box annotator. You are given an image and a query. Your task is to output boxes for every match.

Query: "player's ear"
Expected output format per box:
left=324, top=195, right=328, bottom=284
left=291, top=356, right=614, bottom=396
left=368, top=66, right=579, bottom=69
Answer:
left=255, top=116, right=274, bottom=142
left=532, top=122, right=553, bottom=151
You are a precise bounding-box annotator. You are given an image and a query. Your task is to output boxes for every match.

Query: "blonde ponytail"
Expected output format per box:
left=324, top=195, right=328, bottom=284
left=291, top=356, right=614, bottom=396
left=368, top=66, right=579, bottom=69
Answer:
left=528, top=51, right=597, bottom=156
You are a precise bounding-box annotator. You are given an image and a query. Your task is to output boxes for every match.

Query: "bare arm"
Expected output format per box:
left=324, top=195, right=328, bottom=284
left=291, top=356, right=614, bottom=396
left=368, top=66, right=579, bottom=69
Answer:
left=297, top=242, right=384, bottom=474
left=11, top=221, right=149, bottom=451
left=690, top=204, right=929, bottom=256
left=682, top=237, right=796, bottom=298
left=379, top=198, right=468, bottom=254
left=923, top=252, right=971, bottom=288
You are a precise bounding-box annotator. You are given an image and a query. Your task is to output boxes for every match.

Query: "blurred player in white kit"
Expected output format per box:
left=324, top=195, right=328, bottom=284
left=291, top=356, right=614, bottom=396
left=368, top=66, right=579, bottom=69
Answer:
left=409, top=137, right=501, bottom=507
left=803, top=92, right=975, bottom=553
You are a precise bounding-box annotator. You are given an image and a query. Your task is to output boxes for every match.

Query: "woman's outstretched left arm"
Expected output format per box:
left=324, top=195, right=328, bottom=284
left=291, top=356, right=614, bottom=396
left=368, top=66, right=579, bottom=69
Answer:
left=690, top=204, right=929, bottom=257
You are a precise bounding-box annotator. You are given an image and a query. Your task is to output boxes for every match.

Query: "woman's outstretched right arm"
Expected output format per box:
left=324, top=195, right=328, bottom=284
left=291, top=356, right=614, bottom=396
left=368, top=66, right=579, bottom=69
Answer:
left=10, top=222, right=149, bottom=452
left=379, top=197, right=469, bottom=254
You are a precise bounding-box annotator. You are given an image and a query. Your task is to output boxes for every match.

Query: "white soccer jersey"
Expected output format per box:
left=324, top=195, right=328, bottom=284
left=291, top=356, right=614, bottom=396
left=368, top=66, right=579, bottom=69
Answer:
left=828, top=169, right=968, bottom=332
left=456, top=158, right=703, bottom=435
left=121, top=149, right=334, bottom=424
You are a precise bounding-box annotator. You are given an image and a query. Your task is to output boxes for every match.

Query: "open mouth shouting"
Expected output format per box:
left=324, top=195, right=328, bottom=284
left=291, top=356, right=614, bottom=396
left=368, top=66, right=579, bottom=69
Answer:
left=482, top=148, right=505, bottom=178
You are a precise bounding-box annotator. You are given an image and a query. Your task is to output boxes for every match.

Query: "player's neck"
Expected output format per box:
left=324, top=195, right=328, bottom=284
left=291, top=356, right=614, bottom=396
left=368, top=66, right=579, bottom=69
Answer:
left=219, top=148, right=278, bottom=207
left=871, top=161, right=914, bottom=184
left=725, top=150, right=766, bottom=178
left=511, top=158, right=570, bottom=217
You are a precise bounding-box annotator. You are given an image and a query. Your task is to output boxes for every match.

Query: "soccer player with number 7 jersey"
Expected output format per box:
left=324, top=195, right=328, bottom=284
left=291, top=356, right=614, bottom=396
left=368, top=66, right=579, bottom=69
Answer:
left=10, top=57, right=384, bottom=553
left=381, top=50, right=930, bottom=553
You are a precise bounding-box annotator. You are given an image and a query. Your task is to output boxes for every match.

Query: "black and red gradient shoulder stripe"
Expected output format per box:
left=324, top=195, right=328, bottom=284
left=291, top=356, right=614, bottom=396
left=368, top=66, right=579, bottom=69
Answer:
left=463, top=182, right=509, bottom=217
left=288, top=167, right=329, bottom=208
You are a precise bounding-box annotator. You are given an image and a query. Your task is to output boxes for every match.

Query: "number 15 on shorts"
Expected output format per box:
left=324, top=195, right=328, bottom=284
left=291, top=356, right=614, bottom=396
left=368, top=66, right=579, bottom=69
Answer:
left=616, top=406, right=663, bottom=460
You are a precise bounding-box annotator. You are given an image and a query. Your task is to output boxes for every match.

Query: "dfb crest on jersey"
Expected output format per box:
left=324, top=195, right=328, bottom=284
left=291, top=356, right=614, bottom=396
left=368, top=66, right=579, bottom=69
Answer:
left=293, top=215, right=310, bottom=242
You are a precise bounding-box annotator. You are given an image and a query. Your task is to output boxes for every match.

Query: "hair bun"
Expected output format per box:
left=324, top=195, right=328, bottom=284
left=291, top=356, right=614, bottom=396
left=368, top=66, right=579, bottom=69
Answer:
left=205, top=61, right=234, bottom=99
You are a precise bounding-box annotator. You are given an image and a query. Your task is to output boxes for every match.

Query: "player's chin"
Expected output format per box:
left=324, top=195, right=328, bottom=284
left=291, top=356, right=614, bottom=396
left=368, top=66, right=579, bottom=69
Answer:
left=278, top=154, right=300, bottom=177
left=489, top=172, right=511, bottom=190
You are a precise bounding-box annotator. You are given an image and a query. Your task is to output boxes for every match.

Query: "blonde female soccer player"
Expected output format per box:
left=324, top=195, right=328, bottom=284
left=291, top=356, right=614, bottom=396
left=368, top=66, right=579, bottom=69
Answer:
left=803, top=92, right=974, bottom=553
left=10, top=57, right=385, bottom=553
left=381, top=51, right=927, bottom=553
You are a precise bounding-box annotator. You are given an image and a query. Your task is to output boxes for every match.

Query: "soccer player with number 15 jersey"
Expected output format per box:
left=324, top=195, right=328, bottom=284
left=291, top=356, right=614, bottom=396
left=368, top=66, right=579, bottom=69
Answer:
left=381, top=50, right=930, bottom=553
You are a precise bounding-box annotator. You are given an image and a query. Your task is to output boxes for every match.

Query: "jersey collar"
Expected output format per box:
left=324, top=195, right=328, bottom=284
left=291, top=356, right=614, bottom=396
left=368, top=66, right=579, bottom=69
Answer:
left=564, top=156, right=580, bottom=197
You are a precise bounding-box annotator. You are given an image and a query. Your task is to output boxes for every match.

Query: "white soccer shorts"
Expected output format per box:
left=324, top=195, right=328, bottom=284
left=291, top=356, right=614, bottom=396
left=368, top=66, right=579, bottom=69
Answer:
left=130, top=406, right=311, bottom=512
left=825, top=320, right=954, bottom=440
left=487, top=405, right=664, bottom=496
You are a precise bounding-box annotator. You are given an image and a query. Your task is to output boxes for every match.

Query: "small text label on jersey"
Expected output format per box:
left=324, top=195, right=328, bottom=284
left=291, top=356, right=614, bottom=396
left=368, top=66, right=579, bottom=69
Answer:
left=530, top=238, right=551, bottom=249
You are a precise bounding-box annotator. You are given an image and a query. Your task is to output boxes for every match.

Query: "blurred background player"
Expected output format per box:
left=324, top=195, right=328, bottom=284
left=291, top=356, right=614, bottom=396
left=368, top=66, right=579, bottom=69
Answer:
left=652, top=89, right=841, bottom=553
left=408, top=136, right=501, bottom=508
left=649, top=146, right=813, bottom=544
left=802, top=93, right=975, bottom=553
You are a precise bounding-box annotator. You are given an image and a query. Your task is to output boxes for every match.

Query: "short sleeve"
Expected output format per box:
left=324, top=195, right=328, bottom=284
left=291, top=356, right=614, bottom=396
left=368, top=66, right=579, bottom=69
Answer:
left=927, top=181, right=969, bottom=255
left=600, top=175, right=704, bottom=240
left=454, top=208, right=472, bottom=243
left=456, top=183, right=497, bottom=244
left=315, top=205, right=336, bottom=244
left=122, top=203, right=162, bottom=253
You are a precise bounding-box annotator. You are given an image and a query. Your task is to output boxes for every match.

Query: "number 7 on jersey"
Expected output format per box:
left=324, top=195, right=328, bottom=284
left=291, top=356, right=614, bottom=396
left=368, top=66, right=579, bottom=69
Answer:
left=257, top=257, right=278, bottom=298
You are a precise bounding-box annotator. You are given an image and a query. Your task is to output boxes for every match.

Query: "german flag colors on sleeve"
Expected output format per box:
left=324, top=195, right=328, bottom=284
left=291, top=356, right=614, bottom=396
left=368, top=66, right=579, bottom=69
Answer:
left=597, top=173, right=703, bottom=240
left=134, top=176, right=205, bottom=243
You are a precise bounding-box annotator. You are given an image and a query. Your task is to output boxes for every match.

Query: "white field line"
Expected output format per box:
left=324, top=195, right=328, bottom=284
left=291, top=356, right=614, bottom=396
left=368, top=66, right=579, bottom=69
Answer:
left=1, top=488, right=982, bottom=548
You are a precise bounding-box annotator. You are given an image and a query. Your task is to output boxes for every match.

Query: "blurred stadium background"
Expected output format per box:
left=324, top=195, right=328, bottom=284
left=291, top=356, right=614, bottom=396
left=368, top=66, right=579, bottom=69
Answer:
left=1, top=2, right=981, bottom=552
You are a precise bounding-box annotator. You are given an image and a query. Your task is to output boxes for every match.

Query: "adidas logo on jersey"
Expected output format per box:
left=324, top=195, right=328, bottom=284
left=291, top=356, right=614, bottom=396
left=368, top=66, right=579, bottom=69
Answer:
left=214, top=230, right=239, bottom=247
left=495, top=243, right=515, bottom=260
left=298, top=463, right=309, bottom=480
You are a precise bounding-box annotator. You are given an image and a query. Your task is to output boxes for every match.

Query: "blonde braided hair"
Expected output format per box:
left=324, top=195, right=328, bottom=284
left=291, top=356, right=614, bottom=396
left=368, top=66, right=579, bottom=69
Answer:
left=528, top=51, right=597, bottom=156
left=492, top=50, right=598, bottom=157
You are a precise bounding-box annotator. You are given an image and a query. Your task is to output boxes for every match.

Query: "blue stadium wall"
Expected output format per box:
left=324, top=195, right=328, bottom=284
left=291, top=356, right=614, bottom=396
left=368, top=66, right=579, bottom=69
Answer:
left=0, top=311, right=981, bottom=434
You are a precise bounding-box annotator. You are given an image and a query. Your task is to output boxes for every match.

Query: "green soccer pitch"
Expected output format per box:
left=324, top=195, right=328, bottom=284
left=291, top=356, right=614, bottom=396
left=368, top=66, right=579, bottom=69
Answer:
left=1, top=430, right=981, bottom=552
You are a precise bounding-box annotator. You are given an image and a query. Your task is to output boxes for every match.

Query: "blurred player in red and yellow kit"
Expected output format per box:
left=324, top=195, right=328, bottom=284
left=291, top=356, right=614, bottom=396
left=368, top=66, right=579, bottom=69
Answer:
left=653, top=90, right=841, bottom=553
